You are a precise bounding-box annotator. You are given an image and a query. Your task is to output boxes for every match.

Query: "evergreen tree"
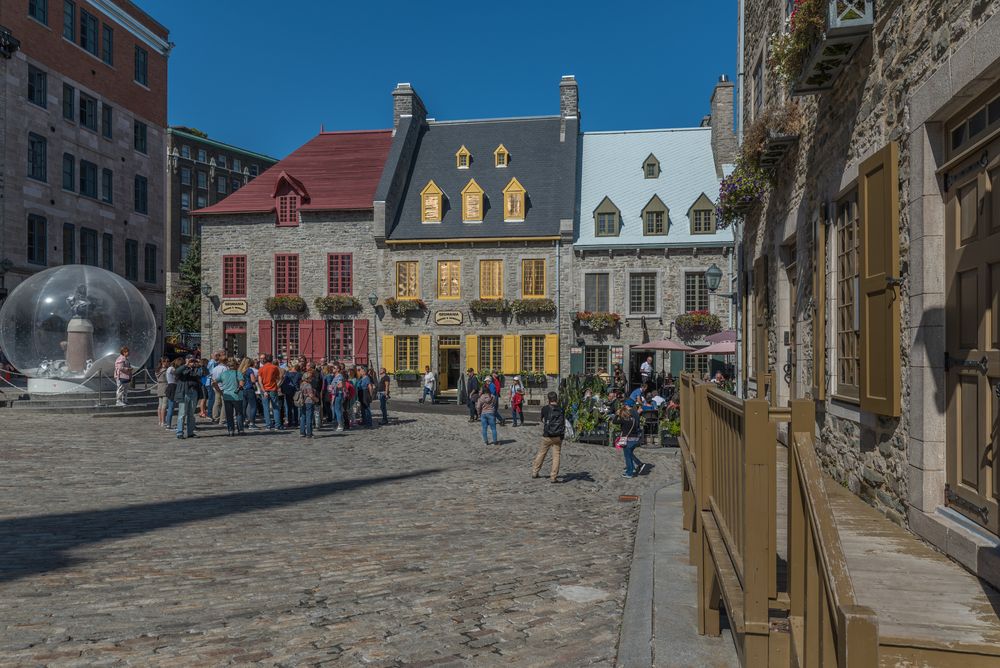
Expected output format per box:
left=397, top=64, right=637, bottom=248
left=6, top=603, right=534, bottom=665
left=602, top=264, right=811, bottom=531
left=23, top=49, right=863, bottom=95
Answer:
left=165, top=236, right=202, bottom=334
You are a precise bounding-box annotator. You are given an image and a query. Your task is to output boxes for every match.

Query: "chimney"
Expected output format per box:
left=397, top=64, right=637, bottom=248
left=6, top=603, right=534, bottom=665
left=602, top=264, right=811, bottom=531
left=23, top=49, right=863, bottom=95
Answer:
left=559, top=75, right=579, bottom=142
left=709, top=75, right=737, bottom=178
left=392, top=83, right=427, bottom=135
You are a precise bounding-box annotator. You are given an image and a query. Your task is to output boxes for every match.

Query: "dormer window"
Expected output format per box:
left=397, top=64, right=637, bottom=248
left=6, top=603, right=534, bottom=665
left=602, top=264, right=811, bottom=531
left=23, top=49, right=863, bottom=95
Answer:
left=461, top=179, right=484, bottom=223
left=421, top=180, right=444, bottom=223
left=502, top=177, right=526, bottom=222
left=688, top=193, right=717, bottom=234
left=271, top=170, right=308, bottom=227
left=643, top=153, right=661, bottom=179
left=593, top=196, right=621, bottom=237
left=455, top=145, right=471, bottom=169
left=494, top=144, right=509, bottom=167
left=641, top=194, right=669, bottom=235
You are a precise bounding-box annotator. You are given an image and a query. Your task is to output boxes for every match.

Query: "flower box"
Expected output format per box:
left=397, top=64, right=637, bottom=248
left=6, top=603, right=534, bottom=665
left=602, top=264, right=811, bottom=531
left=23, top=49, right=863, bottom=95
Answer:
left=675, top=311, right=722, bottom=342
left=791, top=0, right=874, bottom=96
left=758, top=130, right=800, bottom=171
left=470, top=299, right=511, bottom=317
left=517, top=371, right=547, bottom=387
left=265, top=295, right=307, bottom=313
left=394, top=370, right=419, bottom=382
left=314, top=295, right=361, bottom=315
left=384, top=298, right=426, bottom=318
left=577, top=428, right=610, bottom=446
left=510, top=298, right=556, bottom=319
left=575, top=311, right=621, bottom=332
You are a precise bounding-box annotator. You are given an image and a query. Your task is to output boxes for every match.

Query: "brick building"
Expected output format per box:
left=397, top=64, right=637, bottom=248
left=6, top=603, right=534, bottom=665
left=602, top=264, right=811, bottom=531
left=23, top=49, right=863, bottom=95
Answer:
left=164, top=127, right=277, bottom=294
left=0, top=0, right=170, bottom=357
left=738, top=0, right=1000, bottom=586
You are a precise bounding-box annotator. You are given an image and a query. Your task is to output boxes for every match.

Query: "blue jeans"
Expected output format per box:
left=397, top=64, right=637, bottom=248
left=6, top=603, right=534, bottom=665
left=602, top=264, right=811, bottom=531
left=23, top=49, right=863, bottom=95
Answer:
left=623, top=439, right=643, bottom=476
left=360, top=402, right=372, bottom=427
left=284, top=391, right=298, bottom=426
left=243, top=390, right=258, bottom=425
left=205, top=385, right=215, bottom=415
left=165, top=398, right=175, bottom=427
left=333, top=394, right=344, bottom=428
left=175, top=396, right=196, bottom=437
left=378, top=392, right=388, bottom=423
left=511, top=407, right=522, bottom=426
left=264, top=391, right=282, bottom=428
left=300, top=403, right=314, bottom=436
left=481, top=413, right=497, bottom=444
left=422, top=386, right=433, bottom=402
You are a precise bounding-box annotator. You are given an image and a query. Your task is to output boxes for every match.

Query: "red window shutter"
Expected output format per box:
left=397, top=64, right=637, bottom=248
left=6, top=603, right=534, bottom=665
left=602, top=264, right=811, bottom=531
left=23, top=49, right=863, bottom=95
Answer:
left=258, top=320, right=273, bottom=356
left=353, top=318, right=369, bottom=366
left=299, top=320, right=314, bottom=362
left=311, top=320, right=327, bottom=361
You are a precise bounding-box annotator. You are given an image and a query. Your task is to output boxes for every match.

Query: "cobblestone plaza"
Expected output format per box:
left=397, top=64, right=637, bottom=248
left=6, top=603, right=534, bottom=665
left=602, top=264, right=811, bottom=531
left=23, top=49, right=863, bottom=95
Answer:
left=0, top=411, right=674, bottom=666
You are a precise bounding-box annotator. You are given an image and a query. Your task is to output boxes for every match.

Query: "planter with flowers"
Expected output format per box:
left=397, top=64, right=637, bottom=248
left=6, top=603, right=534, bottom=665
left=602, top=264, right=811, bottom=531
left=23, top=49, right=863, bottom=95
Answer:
left=470, top=299, right=512, bottom=318
left=745, top=101, right=802, bottom=172
left=517, top=371, right=547, bottom=387
left=716, top=158, right=769, bottom=227
left=384, top=298, right=426, bottom=318
left=314, top=295, right=361, bottom=316
left=510, top=298, right=556, bottom=319
left=394, top=369, right=420, bottom=382
left=265, top=295, right=307, bottom=314
left=674, top=311, right=723, bottom=342
left=771, top=0, right=874, bottom=97
left=575, top=311, right=621, bottom=333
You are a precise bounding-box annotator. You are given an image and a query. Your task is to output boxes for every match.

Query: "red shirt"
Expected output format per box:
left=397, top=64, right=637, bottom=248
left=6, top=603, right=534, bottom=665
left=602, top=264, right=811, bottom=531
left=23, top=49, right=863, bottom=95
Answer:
left=258, top=363, right=280, bottom=392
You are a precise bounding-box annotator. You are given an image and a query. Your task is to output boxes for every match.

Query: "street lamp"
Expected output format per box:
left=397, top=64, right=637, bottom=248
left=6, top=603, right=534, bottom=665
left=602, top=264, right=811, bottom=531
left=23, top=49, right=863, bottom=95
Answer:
left=705, top=263, right=735, bottom=302
left=368, top=291, right=380, bottom=372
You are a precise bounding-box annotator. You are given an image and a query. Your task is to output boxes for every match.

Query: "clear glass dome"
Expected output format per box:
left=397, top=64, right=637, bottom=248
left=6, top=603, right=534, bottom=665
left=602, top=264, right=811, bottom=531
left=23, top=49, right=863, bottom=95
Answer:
left=0, top=265, right=156, bottom=379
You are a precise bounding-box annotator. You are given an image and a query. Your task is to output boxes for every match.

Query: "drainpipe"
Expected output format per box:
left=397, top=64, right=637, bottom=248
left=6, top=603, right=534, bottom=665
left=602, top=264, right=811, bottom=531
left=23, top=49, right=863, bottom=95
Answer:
left=556, top=239, right=561, bottom=372
left=737, top=0, right=746, bottom=144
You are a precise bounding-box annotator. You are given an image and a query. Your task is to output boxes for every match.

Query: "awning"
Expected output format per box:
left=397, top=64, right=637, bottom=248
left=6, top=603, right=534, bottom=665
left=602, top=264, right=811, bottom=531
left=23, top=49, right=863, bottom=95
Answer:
left=690, top=340, right=737, bottom=356
left=705, top=330, right=737, bottom=343
left=631, top=339, right=695, bottom=352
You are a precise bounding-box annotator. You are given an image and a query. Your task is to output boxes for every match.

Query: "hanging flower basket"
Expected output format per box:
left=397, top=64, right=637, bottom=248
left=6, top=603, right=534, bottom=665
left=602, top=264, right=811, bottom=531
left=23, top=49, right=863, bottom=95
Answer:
left=470, top=299, right=511, bottom=317
left=510, top=298, right=556, bottom=318
left=716, top=158, right=768, bottom=227
left=265, top=295, right=307, bottom=313
left=384, top=298, right=426, bottom=317
left=674, top=311, right=722, bottom=342
left=575, top=311, right=621, bottom=332
left=314, top=295, right=361, bottom=315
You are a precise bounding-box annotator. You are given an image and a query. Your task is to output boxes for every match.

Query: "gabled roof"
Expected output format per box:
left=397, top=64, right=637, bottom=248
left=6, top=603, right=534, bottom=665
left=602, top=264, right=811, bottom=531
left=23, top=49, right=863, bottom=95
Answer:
left=193, top=130, right=392, bottom=216
left=577, top=127, right=733, bottom=247
left=387, top=116, right=576, bottom=240
left=270, top=171, right=309, bottom=199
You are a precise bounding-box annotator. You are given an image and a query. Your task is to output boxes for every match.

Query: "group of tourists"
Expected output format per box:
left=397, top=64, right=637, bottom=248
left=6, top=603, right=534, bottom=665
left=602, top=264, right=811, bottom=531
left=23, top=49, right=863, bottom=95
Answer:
left=463, top=368, right=528, bottom=439
left=153, top=351, right=390, bottom=440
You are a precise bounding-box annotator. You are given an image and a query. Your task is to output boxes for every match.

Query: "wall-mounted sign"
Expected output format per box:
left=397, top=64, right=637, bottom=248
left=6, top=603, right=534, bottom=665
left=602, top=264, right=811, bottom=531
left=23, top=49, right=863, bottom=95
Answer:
left=435, top=310, right=463, bottom=326
left=220, top=300, right=248, bottom=315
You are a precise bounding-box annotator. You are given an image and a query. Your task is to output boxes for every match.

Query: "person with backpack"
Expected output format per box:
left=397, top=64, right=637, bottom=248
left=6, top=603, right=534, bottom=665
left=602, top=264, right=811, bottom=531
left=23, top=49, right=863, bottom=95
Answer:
left=533, top=391, right=566, bottom=483
left=613, top=401, right=648, bottom=478
left=464, top=369, right=480, bottom=422
left=510, top=376, right=525, bottom=427
left=476, top=386, right=499, bottom=445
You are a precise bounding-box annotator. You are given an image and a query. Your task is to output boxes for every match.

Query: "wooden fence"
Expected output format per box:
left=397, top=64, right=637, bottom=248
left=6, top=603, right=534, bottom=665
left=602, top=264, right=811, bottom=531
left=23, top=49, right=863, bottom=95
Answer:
left=679, top=373, right=876, bottom=667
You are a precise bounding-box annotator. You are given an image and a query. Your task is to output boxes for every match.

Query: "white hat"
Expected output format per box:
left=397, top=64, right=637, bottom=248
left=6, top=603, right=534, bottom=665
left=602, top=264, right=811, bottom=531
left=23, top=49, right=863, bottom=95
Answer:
left=514, top=375, right=521, bottom=380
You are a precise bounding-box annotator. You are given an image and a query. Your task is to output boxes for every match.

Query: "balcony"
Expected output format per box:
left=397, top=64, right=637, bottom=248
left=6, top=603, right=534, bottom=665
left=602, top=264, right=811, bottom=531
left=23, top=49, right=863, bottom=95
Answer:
left=791, top=0, right=874, bottom=96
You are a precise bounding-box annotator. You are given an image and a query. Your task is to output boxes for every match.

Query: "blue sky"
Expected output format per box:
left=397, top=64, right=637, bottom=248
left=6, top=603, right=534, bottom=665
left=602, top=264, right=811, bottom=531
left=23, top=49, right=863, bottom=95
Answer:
left=140, top=0, right=738, bottom=159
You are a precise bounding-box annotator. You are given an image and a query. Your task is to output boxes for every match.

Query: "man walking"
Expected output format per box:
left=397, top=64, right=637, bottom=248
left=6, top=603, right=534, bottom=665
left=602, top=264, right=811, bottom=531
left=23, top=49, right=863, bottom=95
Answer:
left=640, top=355, right=654, bottom=385
left=533, top=391, right=566, bottom=483
left=173, top=355, right=201, bottom=439
left=210, top=351, right=227, bottom=423
left=465, top=368, right=480, bottom=422
left=257, top=354, right=282, bottom=430
left=420, top=366, right=436, bottom=404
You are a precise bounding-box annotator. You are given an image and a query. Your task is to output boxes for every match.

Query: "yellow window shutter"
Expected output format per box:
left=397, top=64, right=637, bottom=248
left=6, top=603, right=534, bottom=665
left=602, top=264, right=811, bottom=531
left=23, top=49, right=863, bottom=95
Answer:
left=502, top=334, right=519, bottom=375
left=544, top=334, right=559, bottom=376
left=383, top=336, right=396, bottom=374
left=812, top=211, right=827, bottom=401
left=858, top=141, right=901, bottom=417
left=418, top=334, right=431, bottom=372
left=466, top=335, right=478, bottom=374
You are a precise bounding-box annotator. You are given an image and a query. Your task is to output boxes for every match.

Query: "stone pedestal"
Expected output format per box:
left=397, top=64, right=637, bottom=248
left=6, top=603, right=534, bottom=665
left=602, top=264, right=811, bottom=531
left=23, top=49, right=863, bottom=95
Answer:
left=66, top=318, right=94, bottom=373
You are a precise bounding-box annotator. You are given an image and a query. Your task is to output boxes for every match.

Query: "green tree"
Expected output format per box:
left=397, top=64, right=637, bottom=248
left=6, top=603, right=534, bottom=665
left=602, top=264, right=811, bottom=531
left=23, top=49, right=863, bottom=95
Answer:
left=165, top=236, right=202, bottom=333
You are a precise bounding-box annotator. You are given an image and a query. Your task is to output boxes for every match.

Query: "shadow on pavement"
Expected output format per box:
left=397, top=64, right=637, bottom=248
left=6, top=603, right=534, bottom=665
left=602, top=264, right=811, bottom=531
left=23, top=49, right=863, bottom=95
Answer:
left=559, top=472, right=595, bottom=483
left=0, top=469, right=443, bottom=584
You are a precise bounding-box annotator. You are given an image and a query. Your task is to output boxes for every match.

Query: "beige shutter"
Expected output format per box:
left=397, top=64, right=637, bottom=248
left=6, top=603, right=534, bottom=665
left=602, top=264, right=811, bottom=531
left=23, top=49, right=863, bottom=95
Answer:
left=544, top=334, right=560, bottom=376
left=417, top=334, right=432, bottom=372
left=858, top=142, right=901, bottom=417
left=466, top=335, right=479, bottom=374
left=382, top=336, right=395, bottom=374
left=502, top=334, right=519, bottom=375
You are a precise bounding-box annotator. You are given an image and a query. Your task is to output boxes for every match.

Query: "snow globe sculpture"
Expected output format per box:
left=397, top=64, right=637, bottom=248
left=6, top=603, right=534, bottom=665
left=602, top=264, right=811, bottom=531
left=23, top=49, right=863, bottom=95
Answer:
left=0, top=265, right=156, bottom=394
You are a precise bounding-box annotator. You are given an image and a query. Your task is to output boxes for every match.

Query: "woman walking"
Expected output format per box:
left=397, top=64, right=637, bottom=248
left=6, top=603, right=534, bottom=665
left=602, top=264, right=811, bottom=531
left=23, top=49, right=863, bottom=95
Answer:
left=217, top=358, right=245, bottom=436
left=612, top=403, right=648, bottom=478
left=282, top=362, right=302, bottom=428
left=477, top=387, right=499, bottom=445
left=114, top=347, right=133, bottom=407
left=164, top=357, right=179, bottom=429
left=155, top=356, right=170, bottom=426
left=239, top=357, right=259, bottom=430
left=330, top=365, right=345, bottom=431
left=509, top=375, right=525, bottom=427
left=298, top=371, right=318, bottom=438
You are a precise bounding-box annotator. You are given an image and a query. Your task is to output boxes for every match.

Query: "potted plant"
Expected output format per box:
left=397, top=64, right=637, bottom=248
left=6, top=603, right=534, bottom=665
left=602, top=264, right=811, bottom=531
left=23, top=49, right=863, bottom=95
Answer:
left=394, top=369, right=420, bottom=382
left=674, top=310, right=722, bottom=342
left=470, top=299, right=511, bottom=317
left=518, top=371, right=547, bottom=387
left=384, top=298, right=426, bottom=318
left=661, top=419, right=681, bottom=448
left=743, top=100, right=802, bottom=171
left=716, top=158, right=769, bottom=226
left=575, top=311, right=621, bottom=332
left=510, top=298, right=556, bottom=319
left=314, top=295, right=361, bottom=315
left=264, top=295, right=307, bottom=313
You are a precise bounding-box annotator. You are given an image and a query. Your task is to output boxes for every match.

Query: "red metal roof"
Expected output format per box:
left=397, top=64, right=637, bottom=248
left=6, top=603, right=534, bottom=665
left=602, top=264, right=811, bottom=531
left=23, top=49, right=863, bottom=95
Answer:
left=192, top=130, right=392, bottom=216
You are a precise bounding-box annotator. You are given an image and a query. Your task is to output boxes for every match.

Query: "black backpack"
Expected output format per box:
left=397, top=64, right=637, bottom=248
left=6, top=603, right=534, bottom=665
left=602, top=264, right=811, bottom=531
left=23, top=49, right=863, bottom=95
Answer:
left=544, top=405, right=565, bottom=437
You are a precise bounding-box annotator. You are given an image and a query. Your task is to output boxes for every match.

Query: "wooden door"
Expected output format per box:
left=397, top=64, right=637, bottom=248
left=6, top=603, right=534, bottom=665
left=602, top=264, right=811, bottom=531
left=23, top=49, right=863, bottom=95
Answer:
left=786, top=251, right=798, bottom=399
left=945, top=137, right=1000, bottom=534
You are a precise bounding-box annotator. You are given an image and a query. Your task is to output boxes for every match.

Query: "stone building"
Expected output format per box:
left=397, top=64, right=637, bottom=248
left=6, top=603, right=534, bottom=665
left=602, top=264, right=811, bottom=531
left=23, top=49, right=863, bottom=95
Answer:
left=0, top=0, right=170, bottom=357
left=738, top=0, right=1000, bottom=586
left=194, top=130, right=392, bottom=363
left=164, top=127, right=277, bottom=294
left=372, top=79, right=578, bottom=401
left=572, top=77, right=736, bottom=384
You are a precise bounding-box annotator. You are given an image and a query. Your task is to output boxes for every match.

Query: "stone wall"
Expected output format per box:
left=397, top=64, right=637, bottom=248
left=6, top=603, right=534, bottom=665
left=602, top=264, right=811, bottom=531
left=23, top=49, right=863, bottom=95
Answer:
left=740, top=0, right=1000, bottom=525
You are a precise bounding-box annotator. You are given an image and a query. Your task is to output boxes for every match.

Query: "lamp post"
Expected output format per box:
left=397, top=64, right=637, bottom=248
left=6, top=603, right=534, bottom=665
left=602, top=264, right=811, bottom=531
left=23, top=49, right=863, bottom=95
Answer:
left=705, top=262, right=740, bottom=393
left=201, top=283, right=212, bottom=353
left=368, top=291, right=379, bottom=372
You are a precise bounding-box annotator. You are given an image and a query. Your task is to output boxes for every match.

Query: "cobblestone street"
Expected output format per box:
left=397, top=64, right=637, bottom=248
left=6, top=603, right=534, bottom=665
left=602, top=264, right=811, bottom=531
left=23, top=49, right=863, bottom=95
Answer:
left=0, top=410, right=677, bottom=667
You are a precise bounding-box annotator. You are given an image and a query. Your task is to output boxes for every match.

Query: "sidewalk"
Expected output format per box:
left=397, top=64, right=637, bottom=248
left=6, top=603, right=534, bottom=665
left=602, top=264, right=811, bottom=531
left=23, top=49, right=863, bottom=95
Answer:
left=618, top=465, right=737, bottom=668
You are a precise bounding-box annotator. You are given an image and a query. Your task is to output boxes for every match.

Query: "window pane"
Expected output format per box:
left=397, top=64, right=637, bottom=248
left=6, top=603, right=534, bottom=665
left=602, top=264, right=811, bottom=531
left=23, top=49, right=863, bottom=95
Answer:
left=327, top=253, right=352, bottom=295
left=101, top=168, right=113, bottom=203
left=27, top=215, right=47, bottom=266
left=28, top=133, right=47, bottom=182
left=396, top=261, right=418, bottom=298
left=134, top=46, right=148, bottom=85
left=144, top=244, right=156, bottom=283
left=684, top=273, right=708, bottom=312
left=480, top=260, right=503, bottom=298
left=101, top=233, right=113, bottom=271
left=479, top=336, right=503, bottom=373
left=276, top=321, right=300, bottom=359
left=437, top=260, right=460, bottom=298
left=327, top=321, right=354, bottom=361
left=101, top=24, right=113, bottom=65
left=62, top=83, right=74, bottom=120
left=629, top=273, right=657, bottom=314
left=395, top=335, right=419, bottom=371
left=27, top=66, right=47, bottom=107
left=522, top=259, right=545, bottom=298
left=520, top=335, right=545, bottom=373
left=584, top=346, right=608, bottom=375
left=63, top=224, right=75, bottom=265
left=836, top=194, right=860, bottom=397
left=62, top=0, right=74, bottom=40
left=584, top=273, right=609, bottom=312
left=62, top=153, right=74, bottom=191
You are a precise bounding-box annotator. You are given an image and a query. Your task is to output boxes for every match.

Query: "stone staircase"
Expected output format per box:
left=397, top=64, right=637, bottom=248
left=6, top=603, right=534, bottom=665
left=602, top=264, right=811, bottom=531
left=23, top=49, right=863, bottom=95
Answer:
left=0, top=387, right=158, bottom=415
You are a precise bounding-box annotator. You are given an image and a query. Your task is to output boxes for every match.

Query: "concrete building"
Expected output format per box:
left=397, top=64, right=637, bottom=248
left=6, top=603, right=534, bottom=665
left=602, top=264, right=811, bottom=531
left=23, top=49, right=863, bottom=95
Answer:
left=0, top=0, right=170, bottom=356
left=737, top=0, right=1000, bottom=587
left=164, top=127, right=277, bottom=294
left=572, top=77, right=736, bottom=383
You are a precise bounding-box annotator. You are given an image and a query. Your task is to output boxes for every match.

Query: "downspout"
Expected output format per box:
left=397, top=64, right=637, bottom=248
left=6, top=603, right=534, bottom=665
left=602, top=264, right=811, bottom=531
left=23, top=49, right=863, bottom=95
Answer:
left=737, top=0, right=746, bottom=144
left=556, top=239, right=561, bottom=367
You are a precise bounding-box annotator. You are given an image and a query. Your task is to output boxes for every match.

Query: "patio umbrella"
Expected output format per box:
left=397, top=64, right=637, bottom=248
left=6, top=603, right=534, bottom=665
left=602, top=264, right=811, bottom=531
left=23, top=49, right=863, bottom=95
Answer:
left=631, top=339, right=695, bottom=352
left=690, top=340, right=737, bottom=356
left=705, top=330, right=737, bottom=343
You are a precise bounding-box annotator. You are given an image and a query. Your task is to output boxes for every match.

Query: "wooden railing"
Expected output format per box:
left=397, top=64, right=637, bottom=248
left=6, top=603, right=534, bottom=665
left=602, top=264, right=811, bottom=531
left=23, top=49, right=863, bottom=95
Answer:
left=759, top=371, right=777, bottom=407
left=787, top=401, right=878, bottom=667
left=679, top=374, right=873, bottom=667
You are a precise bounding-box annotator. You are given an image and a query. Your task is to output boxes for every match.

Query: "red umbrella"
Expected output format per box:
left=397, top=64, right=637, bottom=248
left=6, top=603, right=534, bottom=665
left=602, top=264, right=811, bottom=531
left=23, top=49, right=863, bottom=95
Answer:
left=631, top=339, right=695, bottom=352
left=705, top=330, right=737, bottom=343
left=691, top=340, right=737, bottom=356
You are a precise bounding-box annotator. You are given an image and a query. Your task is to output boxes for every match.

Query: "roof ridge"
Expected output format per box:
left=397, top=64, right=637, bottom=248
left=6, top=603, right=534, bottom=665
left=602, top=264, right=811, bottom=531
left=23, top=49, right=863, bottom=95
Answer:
left=318, top=129, right=392, bottom=135
left=583, top=127, right=711, bottom=135
left=429, top=115, right=560, bottom=125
